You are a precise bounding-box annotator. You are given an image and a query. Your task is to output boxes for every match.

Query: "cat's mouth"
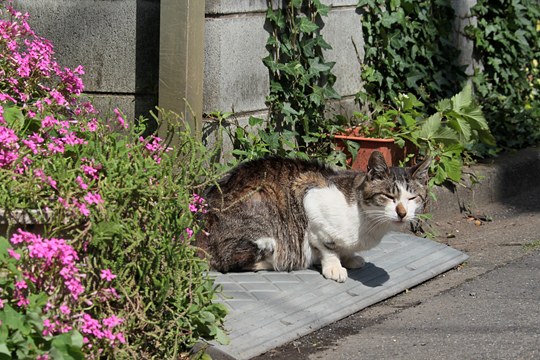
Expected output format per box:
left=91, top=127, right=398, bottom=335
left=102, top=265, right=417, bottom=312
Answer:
left=391, top=218, right=408, bottom=225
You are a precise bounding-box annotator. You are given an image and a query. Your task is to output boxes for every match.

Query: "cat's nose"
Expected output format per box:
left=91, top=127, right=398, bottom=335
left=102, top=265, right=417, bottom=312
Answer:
left=396, top=203, right=407, bottom=220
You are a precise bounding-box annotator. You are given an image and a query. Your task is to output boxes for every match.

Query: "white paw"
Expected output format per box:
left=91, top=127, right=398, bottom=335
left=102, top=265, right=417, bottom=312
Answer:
left=341, top=255, right=365, bottom=269
left=322, top=264, right=348, bottom=282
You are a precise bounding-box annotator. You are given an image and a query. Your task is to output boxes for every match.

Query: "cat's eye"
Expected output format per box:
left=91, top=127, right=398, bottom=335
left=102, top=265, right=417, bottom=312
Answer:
left=408, top=196, right=417, bottom=201
left=382, top=194, right=395, bottom=200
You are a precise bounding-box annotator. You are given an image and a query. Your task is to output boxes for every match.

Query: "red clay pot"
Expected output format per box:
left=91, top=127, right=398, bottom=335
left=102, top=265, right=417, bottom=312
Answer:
left=334, top=128, right=416, bottom=172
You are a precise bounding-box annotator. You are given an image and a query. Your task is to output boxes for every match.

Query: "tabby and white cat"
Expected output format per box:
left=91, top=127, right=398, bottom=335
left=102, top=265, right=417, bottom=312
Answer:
left=196, top=151, right=430, bottom=282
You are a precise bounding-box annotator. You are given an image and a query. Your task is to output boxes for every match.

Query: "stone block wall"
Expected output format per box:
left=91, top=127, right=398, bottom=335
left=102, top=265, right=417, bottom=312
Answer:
left=204, top=0, right=364, bottom=120
left=12, top=0, right=160, bottom=120
left=8, top=1, right=475, bottom=123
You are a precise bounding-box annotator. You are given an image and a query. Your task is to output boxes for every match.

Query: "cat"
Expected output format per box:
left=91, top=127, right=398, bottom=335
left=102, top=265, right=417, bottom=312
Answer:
left=195, top=151, right=430, bottom=282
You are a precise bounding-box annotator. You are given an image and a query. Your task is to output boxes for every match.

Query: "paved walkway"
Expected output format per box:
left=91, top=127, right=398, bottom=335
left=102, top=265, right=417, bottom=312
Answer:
left=308, top=248, right=540, bottom=360
left=207, top=232, right=468, bottom=359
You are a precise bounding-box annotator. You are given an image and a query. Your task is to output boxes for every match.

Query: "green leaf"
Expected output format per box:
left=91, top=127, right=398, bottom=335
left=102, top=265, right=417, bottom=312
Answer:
left=1, top=305, right=24, bottom=330
left=50, top=332, right=84, bottom=360
left=447, top=117, right=472, bottom=143
left=213, top=326, right=230, bottom=345
left=282, top=102, right=299, bottom=116
left=451, top=83, right=473, bottom=111
left=2, top=105, right=24, bottom=130
left=0, top=343, right=11, bottom=360
left=298, top=18, right=319, bottom=33
left=70, top=331, right=84, bottom=349
left=417, top=113, right=442, bottom=139
left=248, top=116, right=263, bottom=127
left=308, top=58, right=331, bottom=74
left=442, top=157, right=463, bottom=182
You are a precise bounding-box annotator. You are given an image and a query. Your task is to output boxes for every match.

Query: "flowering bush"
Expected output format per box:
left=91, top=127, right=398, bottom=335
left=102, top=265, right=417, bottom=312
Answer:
left=0, top=230, right=124, bottom=359
left=0, top=2, right=226, bottom=358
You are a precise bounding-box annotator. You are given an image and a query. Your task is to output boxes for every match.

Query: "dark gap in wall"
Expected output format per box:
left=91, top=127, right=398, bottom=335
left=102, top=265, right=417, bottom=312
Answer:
left=135, top=0, right=160, bottom=131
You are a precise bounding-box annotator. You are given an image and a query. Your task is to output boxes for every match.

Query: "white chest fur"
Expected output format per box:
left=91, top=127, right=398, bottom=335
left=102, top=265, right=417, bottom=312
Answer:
left=303, top=185, right=390, bottom=262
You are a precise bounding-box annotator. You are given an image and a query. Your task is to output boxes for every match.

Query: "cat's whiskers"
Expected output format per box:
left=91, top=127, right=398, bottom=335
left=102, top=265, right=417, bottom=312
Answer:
left=358, top=209, right=392, bottom=234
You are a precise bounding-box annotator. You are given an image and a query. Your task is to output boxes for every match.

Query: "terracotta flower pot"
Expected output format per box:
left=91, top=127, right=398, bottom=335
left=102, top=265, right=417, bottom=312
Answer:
left=334, top=128, right=416, bottom=172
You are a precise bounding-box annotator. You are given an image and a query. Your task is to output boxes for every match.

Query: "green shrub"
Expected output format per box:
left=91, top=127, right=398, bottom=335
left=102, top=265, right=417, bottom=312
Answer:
left=357, top=0, right=465, bottom=106
left=1, top=3, right=227, bottom=358
left=467, top=0, right=540, bottom=149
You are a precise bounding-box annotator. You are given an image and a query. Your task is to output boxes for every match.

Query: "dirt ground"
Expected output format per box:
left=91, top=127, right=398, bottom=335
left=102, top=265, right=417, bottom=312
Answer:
left=253, top=187, right=540, bottom=359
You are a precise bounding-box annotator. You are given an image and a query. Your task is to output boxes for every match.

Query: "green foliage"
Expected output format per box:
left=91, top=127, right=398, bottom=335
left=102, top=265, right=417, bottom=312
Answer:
left=1, top=108, right=228, bottom=359
left=261, top=0, right=341, bottom=158
left=466, top=0, right=540, bottom=149
left=348, top=85, right=495, bottom=185
left=407, top=84, right=495, bottom=185
left=79, top=112, right=228, bottom=358
left=357, top=0, right=466, bottom=106
left=0, top=237, right=85, bottom=359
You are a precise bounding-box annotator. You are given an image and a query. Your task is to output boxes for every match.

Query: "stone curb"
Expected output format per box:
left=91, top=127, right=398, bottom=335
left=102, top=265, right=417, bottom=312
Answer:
left=428, top=147, right=540, bottom=218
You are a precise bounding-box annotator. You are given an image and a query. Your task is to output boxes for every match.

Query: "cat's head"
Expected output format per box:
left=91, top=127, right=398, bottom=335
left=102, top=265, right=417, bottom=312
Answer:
left=360, top=151, right=430, bottom=224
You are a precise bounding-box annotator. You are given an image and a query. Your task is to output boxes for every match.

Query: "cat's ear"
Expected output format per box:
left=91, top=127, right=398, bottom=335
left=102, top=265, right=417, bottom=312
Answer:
left=367, top=151, right=389, bottom=179
left=410, top=156, right=431, bottom=183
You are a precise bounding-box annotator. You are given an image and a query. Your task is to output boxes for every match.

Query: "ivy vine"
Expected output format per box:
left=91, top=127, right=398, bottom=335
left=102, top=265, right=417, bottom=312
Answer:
left=357, top=0, right=465, bottom=108
left=261, top=0, right=341, bottom=158
left=466, top=0, right=540, bottom=149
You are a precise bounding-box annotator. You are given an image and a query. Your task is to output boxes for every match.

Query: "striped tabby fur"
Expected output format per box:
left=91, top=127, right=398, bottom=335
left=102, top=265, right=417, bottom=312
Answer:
left=196, top=151, right=430, bottom=282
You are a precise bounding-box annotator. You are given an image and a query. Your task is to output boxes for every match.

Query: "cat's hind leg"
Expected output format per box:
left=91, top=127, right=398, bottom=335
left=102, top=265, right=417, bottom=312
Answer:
left=251, top=237, right=276, bottom=271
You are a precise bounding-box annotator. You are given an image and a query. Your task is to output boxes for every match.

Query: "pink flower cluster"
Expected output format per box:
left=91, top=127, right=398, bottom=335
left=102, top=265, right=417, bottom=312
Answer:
left=139, top=135, right=170, bottom=164
left=189, top=193, right=207, bottom=214
left=0, top=3, right=96, bottom=181
left=0, top=124, right=19, bottom=167
left=5, top=229, right=126, bottom=350
left=0, top=4, right=84, bottom=105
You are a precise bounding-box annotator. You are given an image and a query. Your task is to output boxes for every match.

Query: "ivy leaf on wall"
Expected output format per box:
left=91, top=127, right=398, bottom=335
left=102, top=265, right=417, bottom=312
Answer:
left=299, top=18, right=319, bottom=33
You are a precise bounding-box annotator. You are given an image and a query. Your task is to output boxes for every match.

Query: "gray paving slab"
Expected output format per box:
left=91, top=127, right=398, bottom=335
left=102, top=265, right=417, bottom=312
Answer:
left=207, top=232, right=468, bottom=359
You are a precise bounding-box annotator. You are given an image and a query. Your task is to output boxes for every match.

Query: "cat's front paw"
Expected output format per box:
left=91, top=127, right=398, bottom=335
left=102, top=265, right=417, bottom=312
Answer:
left=341, top=255, right=365, bottom=269
left=322, top=264, right=348, bottom=282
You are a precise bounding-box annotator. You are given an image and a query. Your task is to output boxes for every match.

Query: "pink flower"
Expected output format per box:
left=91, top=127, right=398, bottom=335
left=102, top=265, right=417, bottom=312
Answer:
left=0, top=126, right=19, bottom=168
left=100, top=269, right=116, bottom=282
left=17, top=296, right=29, bottom=307
left=47, top=140, right=65, bottom=154
left=15, top=280, right=27, bottom=290
left=189, top=193, right=207, bottom=213
left=116, top=332, right=126, bottom=344
left=41, top=115, right=59, bottom=128
left=42, top=319, right=55, bottom=336
left=84, top=192, right=103, bottom=205
left=76, top=176, right=88, bottom=190
left=65, top=278, right=84, bottom=299
left=103, top=315, right=123, bottom=328
left=59, top=304, right=71, bottom=315
left=80, top=313, right=102, bottom=337
left=49, top=88, right=68, bottom=106
left=113, top=108, right=128, bottom=129
left=103, top=287, right=120, bottom=299
left=86, top=118, right=98, bottom=132
left=0, top=299, right=4, bottom=309
left=186, top=228, right=194, bottom=238
left=57, top=196, right=69, bottom=208
left=7, top=248, right=20, bottom=260
left=74, top=200, right=90, bottom=217
left=47, top=176, right=57, bottom=189
left=81, top=163, right=99, bottom=180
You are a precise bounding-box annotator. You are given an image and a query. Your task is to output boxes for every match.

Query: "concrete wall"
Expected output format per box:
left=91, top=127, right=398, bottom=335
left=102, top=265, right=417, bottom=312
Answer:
left=9, top=0, right=474, bottom=123
left=12, top=0, right=160, bottom=120
left=204, top=0, right=364, bottom=121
